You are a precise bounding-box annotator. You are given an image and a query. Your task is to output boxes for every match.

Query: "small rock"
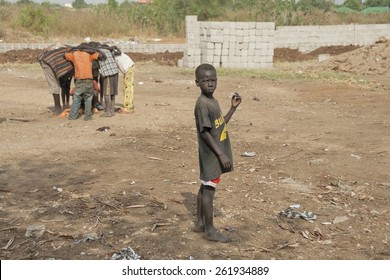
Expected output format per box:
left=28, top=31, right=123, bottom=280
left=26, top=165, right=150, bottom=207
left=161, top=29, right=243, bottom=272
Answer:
left=25, top=224, right=46, bottom=238
left=333, top=216, right=349, bottom=224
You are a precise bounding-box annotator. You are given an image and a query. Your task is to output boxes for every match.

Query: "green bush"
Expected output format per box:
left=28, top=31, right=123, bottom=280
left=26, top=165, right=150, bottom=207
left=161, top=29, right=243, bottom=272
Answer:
left=2, top=1, right=389, bottom=41
left=15, top=6, right=52, bottom=36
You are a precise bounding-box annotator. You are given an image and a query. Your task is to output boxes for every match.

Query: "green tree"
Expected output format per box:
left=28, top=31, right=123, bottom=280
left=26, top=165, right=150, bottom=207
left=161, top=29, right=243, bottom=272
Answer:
left=0, top=0, right=10, bottom=6
left=364, top=0, right=390, bottom=7
left=296, top=0, right=332, bottom=12
left=16, top=0, right=34, bottom=5
left=107, top=0, right=119, bottom=10
left=72, top=0, right=87, bottom=9
left=150, top=0, right=189, bottom=34
left=188, top=0, right=227, bottom=20
left=120, top=0, right=133, bottom=8
left=344, top=0, right=362, bottom=10
left=16, top=6, right=52, bottom=36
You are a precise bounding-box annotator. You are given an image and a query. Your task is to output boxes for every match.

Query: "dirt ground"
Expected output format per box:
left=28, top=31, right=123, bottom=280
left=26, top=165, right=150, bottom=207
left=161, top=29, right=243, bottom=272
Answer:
left=0, top=41, right=389, bottom=260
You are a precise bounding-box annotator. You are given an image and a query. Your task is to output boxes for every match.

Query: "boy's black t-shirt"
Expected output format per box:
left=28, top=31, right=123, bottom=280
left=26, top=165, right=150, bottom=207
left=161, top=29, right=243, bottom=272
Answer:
left=195, top=94, right=233, bottom=181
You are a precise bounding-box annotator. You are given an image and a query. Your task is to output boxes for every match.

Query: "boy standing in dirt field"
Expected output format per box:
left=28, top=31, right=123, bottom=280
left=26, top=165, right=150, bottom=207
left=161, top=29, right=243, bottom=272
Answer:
left=65, top=50, right=100, bottom=120
left=193, top=63, right=242, bottom=243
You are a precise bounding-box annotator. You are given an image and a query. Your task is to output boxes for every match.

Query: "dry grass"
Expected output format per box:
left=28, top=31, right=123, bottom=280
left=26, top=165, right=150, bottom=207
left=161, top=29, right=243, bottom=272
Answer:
left=0, top=4, right=389, bottom=43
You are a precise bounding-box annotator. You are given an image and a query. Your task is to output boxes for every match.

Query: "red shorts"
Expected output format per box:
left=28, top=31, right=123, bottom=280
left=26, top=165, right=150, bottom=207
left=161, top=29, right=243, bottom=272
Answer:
left=200, top=177, right=221, bottom=188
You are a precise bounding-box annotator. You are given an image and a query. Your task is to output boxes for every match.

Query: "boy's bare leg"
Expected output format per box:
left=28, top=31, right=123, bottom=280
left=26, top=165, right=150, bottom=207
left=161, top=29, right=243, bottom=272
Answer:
left=61, top=91, right=70, bottom=110
left=110, top=95, right=116, bottom=116
left=52, top=94, right=62, bottom=115
left=100, top=95, right=112, bottom=117
left=194, top=185, right=205, bottom=232
left=65, top=93, right=70, bottom=109
left=92, top=94, right=98, bottom=111
left=203, top=185, right=231, bottom=243
left=61, top=92, right=65, bottom=109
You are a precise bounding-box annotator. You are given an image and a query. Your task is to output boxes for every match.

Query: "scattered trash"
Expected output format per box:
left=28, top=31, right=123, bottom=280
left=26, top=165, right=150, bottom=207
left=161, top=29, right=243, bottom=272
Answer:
left=151, top=222, right=171, bottom=232
left=59, top=108, right=70, bottom=118
left=242, top=151, right=256, bottom=157
left=1, top=236, right=15, bottom=250
left=111, top=245, right=141, bottom=260
left=97, top=126, right=110, bottom=132
left=290, top=203, right=301, bottom=209
left=148, top=156, right=163, bottom=161
left=280, top=206, right=317, bottom=222
left=350, top=154, right=362, bottom=159
left=75, top=232, right=100, bottom=243
left=301, top=230, right=311, bottom=239
left=25, top=223, right=46, bottom=238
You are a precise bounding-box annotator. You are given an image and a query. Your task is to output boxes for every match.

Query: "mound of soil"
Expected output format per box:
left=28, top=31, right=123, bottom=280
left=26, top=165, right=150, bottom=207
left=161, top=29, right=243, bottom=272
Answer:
left=0, top=49, right=184, bottom=66
left=0, top=39, right=388, bottom=76
left=0, top=46, right=355, bottom=65
left=274, top=45, right=360, bottom=63
left=320, top=38, right=390, bottom=75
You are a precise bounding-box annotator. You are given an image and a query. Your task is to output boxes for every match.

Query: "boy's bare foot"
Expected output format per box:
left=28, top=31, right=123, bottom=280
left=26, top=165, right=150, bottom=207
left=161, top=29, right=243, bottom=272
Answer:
left=205, top=230, right=231, bottom=243
left=193, top=223, right=205, bottom=232
left=100, top=112, right=112, bottom=117
left=53, top=107, right=62, bottom=115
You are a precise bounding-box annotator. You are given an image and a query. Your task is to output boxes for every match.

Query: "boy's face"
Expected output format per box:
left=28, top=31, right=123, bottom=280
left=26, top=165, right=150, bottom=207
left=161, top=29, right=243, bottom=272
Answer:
left=196, top=69, right=217, bottom=96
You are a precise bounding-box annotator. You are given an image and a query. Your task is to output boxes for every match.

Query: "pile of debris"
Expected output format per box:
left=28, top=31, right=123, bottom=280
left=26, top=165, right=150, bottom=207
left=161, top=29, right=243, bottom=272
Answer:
left=321, top=37, right=389, bottom=75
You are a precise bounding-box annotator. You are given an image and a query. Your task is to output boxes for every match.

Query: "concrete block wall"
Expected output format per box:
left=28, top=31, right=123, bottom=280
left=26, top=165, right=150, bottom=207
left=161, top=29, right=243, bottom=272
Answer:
left=116, top=43, right=185, bottom=53
left=183, top=16, right=275, bottom=69
left=2, top=22, right=389, bottom=68
left=274, top=24, right=390, bottom=52
left=0, top=42, right=185, bottom=53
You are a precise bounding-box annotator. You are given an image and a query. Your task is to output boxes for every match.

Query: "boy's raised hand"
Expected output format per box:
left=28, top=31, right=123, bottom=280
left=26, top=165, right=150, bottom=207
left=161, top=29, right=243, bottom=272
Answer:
left=231, top=92, right=242, bottom=108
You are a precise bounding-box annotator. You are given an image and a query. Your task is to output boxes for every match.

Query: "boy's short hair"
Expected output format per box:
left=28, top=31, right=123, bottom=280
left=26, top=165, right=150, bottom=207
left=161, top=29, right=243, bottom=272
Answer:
left=195, top=63, right=216, bottom=80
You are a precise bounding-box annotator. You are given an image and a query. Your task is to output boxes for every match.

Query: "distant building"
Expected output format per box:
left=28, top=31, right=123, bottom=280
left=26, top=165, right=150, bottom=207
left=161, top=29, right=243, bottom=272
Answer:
left=64, top=3, right=73, bottom=9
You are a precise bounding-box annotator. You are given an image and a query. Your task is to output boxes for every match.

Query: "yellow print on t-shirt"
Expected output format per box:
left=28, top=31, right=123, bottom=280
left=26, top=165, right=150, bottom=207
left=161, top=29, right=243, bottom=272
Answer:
left=214, top=113, right=227, bottom=142
left=220, top=125, right=227, bottom=141
left=214, top=113, right=225, bottom=129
